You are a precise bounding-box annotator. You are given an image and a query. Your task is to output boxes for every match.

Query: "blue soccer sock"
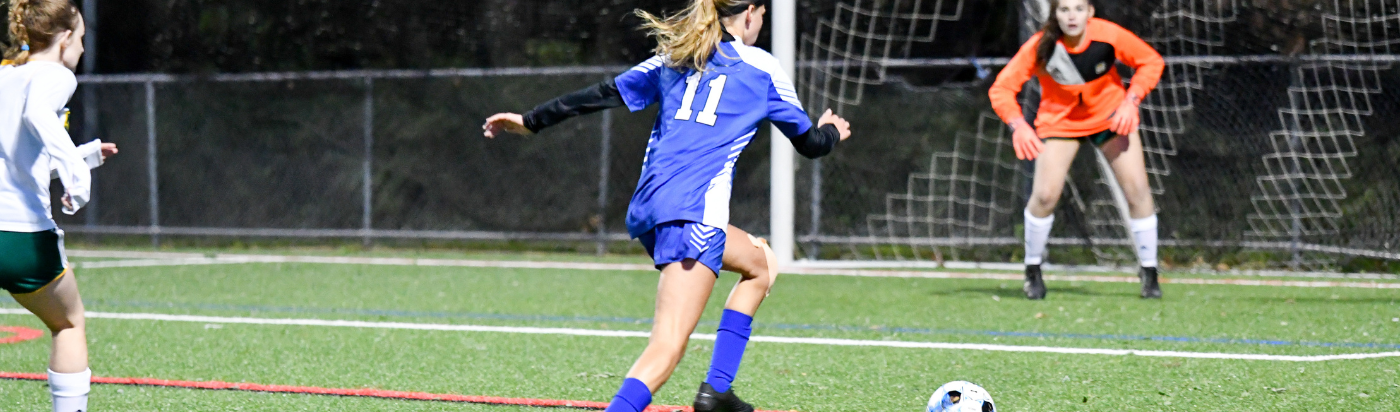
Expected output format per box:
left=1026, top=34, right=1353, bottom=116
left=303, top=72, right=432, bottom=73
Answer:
left=705, top=309, right=754, bottom=393
left=604, top=377, right=652, bottom=412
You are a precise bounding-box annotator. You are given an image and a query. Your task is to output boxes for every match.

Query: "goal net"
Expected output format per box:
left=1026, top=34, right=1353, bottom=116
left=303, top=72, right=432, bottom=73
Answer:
left=799, top=0, right=1400, bottom=271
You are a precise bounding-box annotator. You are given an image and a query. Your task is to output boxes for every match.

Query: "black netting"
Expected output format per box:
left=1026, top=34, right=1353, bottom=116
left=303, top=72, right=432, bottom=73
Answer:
left=798, top=1, right=1400, bottom=271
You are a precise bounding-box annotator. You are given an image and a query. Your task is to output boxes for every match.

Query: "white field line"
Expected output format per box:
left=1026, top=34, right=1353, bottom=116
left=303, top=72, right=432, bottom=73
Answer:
left=796, top=259, right=1400, bottom=280
left=72, top=250, right=1400, bottom=280
left=788, top=269, right=1400, bottom=289
left=70, top=250, right=208, bottom=259
left=68, top=251, right=1400, bottom=290
left=0, top=309, right=1393, bottom=362
left=73, top=254, right=656, bottom=272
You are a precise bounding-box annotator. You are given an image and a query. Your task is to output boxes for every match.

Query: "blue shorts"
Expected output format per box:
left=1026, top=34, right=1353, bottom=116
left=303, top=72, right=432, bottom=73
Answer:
left=637, top=221, right=725, bottom=276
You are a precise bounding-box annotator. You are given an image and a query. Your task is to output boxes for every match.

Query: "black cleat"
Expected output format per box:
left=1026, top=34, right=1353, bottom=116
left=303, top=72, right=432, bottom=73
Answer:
left=1023, top=264, right=1047, bottom=300
left=694, top=382, right=755, bottom=412
left=1139, top=267, right=1162, bottom=299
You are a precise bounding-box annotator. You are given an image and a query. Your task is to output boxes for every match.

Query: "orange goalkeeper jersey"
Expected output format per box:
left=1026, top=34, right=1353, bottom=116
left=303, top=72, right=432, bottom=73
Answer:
left=988, top=18, right=1164, bottom=138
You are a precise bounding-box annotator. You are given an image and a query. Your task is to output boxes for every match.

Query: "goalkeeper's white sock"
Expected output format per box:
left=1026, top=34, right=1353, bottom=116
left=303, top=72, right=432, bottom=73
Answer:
left=49, top=368, right=90, bottom=412
left=1024, top=209, right=1055, bottom=265
left=1130, top=214, right=1159, bottom=268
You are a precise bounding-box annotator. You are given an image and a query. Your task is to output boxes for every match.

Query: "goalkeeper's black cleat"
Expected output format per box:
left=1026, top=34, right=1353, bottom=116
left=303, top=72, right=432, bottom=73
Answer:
left=1139, top=267, right=1162, bottom=299
left=694, top=382, right=755, bottom=412
left=1023, top=264, right=1046, bottom=300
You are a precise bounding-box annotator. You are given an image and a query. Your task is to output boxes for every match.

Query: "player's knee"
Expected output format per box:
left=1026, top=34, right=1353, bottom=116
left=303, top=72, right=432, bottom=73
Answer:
left=650, top=332, right=688, bottom=352
left=647, top=338, right=689, bottom=364
left=44, top=315, right=81, bottom=334
left=741, top=254, right=770, bottom=282
left=1029, top=189, right=1062, bottom=210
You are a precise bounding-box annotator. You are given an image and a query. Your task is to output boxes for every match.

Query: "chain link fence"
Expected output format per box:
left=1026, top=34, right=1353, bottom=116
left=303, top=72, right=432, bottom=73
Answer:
left=59, top=68, right=775, bottom=253
left=47, top=0, right=1400, bottom=271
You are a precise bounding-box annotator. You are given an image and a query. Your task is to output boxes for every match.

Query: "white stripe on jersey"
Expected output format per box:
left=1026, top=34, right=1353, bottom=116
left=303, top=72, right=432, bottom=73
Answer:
left=729, top=42, right=805, bottom=109
left=631, top=56, right=668, bottom=73
left=701, top=130, right=756, bottom=229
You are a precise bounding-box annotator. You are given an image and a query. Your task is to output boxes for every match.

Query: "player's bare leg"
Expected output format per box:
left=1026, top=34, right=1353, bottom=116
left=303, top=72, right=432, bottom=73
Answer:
left=11, top=270, right=91, bottom=411
left=1100, top=131, right=1155, bottom=219
left=1027, top=139, right=1081, bottom=218
left=690, top=225, right=775, bottom=412
left=719, top=225, right=776, bottom=316
left=1022, top=138, right=1080, bottom=300
left=624, top=259, right=717, bottom=391
left=1101, top=131, right=1162, bottom=298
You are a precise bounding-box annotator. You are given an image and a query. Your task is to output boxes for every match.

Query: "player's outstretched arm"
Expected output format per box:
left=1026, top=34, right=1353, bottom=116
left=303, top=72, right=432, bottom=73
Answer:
left=483, top=78, right=628, bottom=139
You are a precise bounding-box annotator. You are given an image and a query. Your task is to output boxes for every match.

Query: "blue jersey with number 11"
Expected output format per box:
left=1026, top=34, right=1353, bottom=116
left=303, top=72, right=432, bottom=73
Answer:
left=615, top=40, right=812, bottom=238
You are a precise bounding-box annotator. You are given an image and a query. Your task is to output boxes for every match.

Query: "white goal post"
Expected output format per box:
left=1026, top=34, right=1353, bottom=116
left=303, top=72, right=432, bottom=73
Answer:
left=771, top=0, right=798, bottom=264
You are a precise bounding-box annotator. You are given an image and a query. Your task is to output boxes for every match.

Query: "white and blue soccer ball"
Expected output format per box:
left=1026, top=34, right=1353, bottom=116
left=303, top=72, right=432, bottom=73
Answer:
left=927, top=381, right=995, bottom=412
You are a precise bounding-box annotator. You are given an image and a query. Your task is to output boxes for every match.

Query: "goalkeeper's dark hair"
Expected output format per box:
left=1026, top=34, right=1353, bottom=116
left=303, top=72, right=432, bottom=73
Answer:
left=634, top=0, right=768, bottom=71
left=5, top=0, right=80, bottom=65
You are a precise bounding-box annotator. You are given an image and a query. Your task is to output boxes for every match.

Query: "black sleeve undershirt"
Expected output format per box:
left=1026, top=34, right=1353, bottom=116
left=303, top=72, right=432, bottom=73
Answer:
left=523, top=77, right=841, bottom=159
left=522, top=78, right=625, bottom=133
left=789, top=123, right=842, bottom=159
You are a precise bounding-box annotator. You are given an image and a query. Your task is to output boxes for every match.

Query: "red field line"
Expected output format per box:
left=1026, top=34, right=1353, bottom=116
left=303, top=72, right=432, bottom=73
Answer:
left=0, top=372, right=793, bottom=411
left=0, top=326, right=44, bottom=344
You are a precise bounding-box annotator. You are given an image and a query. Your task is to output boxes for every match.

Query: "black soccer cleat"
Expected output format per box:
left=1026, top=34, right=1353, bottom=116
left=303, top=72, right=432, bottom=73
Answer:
left=1023, top=264, right=1047, bottom=300
left=694, top=382, right=755, bottom=412
left=1139, top=267, right=1162, bottom=299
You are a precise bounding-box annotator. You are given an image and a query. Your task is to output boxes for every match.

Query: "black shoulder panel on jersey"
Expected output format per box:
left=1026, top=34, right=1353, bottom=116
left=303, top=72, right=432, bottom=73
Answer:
left=1069, top=41, right=1117, bottom=83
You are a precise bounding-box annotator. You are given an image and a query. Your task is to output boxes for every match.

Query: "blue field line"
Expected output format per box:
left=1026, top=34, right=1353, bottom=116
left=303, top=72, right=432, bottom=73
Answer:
left=4, top=298, right=1397, bottom=350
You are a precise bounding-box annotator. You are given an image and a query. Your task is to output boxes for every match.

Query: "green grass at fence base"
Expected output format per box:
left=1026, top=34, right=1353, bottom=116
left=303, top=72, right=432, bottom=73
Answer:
left=63, top=234, right=650, bottom=263
left=64, top=232, right=1400, bottom=274
left=57, top=244, right=1400, bottom=282
left=0, top=261, right=1396, bottom=411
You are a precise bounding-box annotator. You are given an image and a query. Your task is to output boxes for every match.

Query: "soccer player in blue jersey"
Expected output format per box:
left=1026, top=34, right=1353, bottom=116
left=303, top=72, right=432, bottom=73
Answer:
left=482, top=1, right=851, bottom=410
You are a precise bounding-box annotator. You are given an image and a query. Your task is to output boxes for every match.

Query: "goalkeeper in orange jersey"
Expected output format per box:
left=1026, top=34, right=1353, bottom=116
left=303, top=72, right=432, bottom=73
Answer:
left=988, top=0, right=1165, bottom=300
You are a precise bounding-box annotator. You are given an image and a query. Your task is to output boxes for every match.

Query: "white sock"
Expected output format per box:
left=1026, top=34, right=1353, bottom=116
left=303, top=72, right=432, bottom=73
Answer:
left=1130, top=215, right=1159, bottom=268
left=49, top=368, right=90, bottom=412
left=1024, top=209, right=1055, bottom=265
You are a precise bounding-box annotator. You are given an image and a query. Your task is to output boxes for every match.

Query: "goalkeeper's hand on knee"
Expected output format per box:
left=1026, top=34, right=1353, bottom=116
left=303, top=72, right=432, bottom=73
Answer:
left=1009, top=117, right=1043, bottom=161
left=1109, top=93, right=1142, bottom=136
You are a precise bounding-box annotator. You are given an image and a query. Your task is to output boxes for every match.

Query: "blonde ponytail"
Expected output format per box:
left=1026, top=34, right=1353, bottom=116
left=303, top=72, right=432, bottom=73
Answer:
left=635, top=0, right=756, bottom=71
left=5, top=0, right=79, bottom=65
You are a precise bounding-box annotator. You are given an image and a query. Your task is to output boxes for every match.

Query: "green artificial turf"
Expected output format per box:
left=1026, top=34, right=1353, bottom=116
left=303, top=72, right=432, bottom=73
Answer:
left=1, top=251, right=1396, bottom=411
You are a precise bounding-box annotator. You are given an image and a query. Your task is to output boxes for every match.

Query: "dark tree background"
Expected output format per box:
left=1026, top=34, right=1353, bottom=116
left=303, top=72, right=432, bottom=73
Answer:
left=1, top=1, right=1329, bottom=73
left=2, top=0, right=1030, bottom=73
left=2, top=0, right=1329, bottom=73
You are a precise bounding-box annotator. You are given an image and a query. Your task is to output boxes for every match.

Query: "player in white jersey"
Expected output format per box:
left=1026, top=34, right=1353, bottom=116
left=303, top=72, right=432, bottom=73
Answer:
left=483, top=1, right=851, bottom=411
left=1, top=2, right=116, bottom=411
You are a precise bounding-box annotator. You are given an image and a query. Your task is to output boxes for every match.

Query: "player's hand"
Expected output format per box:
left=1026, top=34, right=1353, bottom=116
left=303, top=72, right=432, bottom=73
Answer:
left=482, top=113, right=532, bottom=138
left=60, top=193, right=73, bottom=210
left=1109, top=93, right=1141, bottom=136
left=817, top=109, right=852, bottom=141
left=100, top=143, right=118, bottom=160
left=1009, top=117, right=1043, bottom=161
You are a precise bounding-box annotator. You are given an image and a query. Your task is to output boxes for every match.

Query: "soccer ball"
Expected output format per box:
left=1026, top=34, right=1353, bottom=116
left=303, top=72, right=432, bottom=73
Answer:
left=927, top=381, right=995, bottom=412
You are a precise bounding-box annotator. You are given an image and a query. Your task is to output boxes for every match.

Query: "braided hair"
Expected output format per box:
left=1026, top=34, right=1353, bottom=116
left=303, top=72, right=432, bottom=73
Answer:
left=4, top=0, right=80, bottom=65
